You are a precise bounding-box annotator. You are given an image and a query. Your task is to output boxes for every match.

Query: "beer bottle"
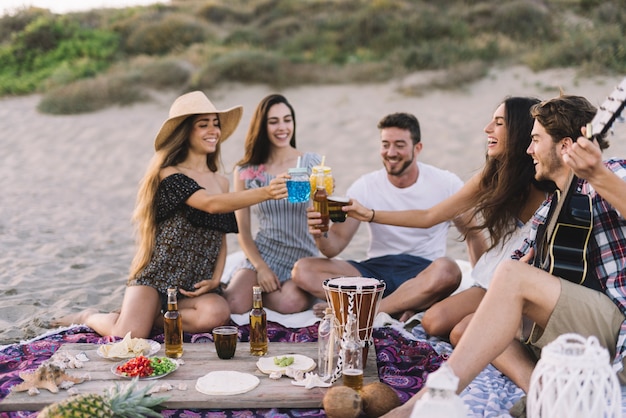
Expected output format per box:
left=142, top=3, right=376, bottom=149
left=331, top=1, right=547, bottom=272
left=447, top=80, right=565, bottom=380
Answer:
left=249, top=286, right=268, bottom=356
left=164, top=288, right=183, bottom=358
left=341, top=313, right=363, bottom=392
left=313, top=171, right=329, bottom=232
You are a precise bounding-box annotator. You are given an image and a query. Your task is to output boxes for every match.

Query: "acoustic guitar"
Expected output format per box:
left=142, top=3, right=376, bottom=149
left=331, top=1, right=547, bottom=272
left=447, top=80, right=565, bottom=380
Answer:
left=534, top=77, right=626, bottom=286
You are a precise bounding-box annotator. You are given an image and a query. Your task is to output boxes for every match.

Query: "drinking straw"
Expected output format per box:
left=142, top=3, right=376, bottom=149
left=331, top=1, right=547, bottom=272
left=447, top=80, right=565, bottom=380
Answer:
left=296, top=156, right=301, bottom=168
left=321, top=155, right=326, bottom=167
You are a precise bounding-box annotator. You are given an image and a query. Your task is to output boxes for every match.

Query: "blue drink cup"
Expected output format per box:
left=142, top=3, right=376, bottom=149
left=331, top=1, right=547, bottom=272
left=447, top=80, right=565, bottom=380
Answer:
left=287, top=167, right=310, bottom=203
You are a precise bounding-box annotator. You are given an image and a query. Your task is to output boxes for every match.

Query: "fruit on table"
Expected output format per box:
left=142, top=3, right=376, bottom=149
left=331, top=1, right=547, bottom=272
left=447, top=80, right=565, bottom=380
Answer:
left=38, top=378, right=167, bottom=418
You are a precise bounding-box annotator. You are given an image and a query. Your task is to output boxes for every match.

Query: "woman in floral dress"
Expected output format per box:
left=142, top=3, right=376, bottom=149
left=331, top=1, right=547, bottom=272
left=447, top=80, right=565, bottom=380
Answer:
left=54, top=91, right=288, bottom=338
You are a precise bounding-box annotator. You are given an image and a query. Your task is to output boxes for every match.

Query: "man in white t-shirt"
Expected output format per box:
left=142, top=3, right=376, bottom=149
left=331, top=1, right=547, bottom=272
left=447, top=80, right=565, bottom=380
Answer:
left=292, top=112, right=485, bottom=318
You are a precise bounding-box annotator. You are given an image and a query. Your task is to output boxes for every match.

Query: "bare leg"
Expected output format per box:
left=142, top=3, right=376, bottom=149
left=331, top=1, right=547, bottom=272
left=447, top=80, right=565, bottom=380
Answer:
left=223, top=268, right=257, bottom=314
left=225, top=267, right=313, bottom=314
left=53, top=285, right=161, bottom=338
left=378, top=257, right=461, bottom=319
left=291, top=257, right=361, bottom=299
left=264, top=280, right=313, bottom=314
left=51, top=308, right=100, bottom=328
left=450, top=313, right=536, bottom=391
left=491, top=339, right=536, bottom=392
left=446, top=260, right=559, bottom=392
left=423, top=286, right=485, bottom=338
left=382, top=260, right=560, bottom=418
left=177, top=292, right=231, bottom=333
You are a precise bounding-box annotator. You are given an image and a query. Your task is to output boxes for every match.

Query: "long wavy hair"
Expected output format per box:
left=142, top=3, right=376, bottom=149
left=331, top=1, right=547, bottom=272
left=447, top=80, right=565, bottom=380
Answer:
left=467, top=96, right=552, bottom=250
left=128, top=114, right=222, bottom=280
left=237, top=94, right=296, bottom=167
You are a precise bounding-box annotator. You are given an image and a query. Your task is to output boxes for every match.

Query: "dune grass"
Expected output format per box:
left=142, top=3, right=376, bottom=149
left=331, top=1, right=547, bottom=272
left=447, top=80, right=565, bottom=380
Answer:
left=1, top=0, right=624, bottom=114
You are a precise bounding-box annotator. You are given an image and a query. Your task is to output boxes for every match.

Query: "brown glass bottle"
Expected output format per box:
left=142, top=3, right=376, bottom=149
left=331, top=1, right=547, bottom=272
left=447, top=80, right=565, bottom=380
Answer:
left=164, top=288, right=183, bottom=358
left=313, top=171, right=329, bottom=232
left=249, top=286, right=268, bottom=356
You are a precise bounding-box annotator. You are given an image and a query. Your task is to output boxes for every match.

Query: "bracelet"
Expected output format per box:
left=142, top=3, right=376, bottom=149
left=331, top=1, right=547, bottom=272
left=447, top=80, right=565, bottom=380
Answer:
left=368, top=209, right=375, bottom=222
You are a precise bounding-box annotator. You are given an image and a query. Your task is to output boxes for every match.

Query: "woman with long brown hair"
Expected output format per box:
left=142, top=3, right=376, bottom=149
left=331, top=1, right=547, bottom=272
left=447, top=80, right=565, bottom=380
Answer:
left=54, top=91, right=288, bottom=338
left=224, top=94, right=321, bottom=314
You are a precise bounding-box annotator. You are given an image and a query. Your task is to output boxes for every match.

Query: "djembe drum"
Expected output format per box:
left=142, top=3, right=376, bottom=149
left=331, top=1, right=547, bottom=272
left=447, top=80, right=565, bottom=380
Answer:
left=322, top=277, right=385, bottom=368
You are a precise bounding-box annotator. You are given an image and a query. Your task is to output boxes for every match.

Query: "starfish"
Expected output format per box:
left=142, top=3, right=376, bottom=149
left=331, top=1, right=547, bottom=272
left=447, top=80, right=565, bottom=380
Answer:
left=12, top=363, right=84, bottom=394
left=291, top=372, right=332, bottom=389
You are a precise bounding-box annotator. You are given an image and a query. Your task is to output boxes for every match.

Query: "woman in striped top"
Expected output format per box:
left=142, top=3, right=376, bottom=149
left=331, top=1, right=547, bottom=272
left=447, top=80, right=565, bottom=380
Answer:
left=224, top=94, right=321, bottom=314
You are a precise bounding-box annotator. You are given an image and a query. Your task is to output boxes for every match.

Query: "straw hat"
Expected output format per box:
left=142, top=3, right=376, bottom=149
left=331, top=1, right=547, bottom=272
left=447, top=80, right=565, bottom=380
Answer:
left=154, top=91, right=243, bottom=150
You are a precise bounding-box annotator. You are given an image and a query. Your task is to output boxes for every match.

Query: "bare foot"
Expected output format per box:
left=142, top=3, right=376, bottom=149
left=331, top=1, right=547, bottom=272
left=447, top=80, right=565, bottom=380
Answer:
left=50, top=308, right=99, bottom=327
left=312, top=302, right=329, bottom=318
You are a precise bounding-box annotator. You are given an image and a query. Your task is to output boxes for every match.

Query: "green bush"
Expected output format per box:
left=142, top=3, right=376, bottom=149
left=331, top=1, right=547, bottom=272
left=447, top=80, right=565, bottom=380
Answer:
left=524, top=24, right=626, bottom=73
left=37, top=74, right=148, bottom=114
left=122, top=56, right=192, bottom=89
left=0, top=15, right=119, bottom=95
left=197, top=1, right=253, bottom=24
left=192, top=49, right=291, bottom=88
left=0, top=0, right=623, bottom=114
left=491, top=2, right=556, bottom=42
left=0, top=6, right=51, bottom=44
left=124, top=13, right=212, bottom=55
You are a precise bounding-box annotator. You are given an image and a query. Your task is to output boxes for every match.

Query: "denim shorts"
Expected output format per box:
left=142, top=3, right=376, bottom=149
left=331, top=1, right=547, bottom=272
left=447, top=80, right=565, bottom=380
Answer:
left=347, top=254, right=432, bottom=297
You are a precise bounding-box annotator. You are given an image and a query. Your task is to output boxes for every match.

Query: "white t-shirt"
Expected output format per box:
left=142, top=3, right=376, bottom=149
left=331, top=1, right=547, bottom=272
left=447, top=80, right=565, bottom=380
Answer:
left=347, top=162, right=463, bottom=261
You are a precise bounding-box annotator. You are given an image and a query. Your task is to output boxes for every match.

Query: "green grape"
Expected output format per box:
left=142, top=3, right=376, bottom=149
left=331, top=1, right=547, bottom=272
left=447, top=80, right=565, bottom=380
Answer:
left=273, top=356, right=294, bottom=367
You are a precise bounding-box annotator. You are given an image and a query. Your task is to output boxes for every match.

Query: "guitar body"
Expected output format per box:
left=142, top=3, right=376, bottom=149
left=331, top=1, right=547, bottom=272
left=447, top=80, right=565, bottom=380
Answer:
left=545, top=193, right=593, bottom=284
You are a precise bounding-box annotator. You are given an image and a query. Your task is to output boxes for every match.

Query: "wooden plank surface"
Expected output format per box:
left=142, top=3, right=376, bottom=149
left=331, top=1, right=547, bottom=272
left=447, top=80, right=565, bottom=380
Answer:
left=0, top=342, right=379, bottom=411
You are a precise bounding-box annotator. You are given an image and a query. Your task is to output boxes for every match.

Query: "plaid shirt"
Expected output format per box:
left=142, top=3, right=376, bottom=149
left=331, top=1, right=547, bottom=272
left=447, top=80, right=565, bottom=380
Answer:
left=513, top=158, right=626, bottom=373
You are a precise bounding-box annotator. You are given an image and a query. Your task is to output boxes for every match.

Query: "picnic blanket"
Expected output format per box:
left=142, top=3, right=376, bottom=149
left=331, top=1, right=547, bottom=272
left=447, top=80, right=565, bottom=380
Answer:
left=0, top=317, right=509, bottom=418
left=2, top=319, right=625, bottom=417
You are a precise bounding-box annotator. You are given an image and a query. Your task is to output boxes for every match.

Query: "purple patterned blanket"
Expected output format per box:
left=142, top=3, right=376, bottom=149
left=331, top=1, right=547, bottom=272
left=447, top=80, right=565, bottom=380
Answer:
left=0, top=322, right=443, bottom=417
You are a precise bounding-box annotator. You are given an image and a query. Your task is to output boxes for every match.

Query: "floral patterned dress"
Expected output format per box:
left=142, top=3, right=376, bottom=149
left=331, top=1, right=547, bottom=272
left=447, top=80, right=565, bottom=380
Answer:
left=129, top=173, right=238, bottom=299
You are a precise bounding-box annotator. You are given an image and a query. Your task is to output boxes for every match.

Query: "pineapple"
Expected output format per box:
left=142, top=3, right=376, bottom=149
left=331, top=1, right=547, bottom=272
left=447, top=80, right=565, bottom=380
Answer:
left=38, top=378, right=167, bottom=418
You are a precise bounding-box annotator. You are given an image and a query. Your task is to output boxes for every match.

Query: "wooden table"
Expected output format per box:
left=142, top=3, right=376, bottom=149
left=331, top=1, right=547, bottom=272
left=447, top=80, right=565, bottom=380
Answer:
left=0, top=342, right=380, bottom=412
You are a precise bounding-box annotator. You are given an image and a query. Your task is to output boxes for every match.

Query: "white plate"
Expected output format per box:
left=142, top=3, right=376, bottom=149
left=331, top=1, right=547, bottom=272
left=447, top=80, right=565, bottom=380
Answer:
left=97, top=339, right=160, bottom=361
left=256, top=354, right=316, bottom=374
left=111, top=357, right=178, bottom=380
left=196, top=371, right=260, bottom=395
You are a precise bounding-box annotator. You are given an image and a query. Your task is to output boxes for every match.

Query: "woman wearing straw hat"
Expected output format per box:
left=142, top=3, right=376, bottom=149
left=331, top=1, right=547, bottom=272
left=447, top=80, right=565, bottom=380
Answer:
left=224, top=94, right=321, bottom=314
left=53, top=91, right=289, bottom=338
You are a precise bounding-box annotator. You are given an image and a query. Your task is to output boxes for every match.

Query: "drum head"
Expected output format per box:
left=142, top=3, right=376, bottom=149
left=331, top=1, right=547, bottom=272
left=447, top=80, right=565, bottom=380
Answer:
left=323, top=277, right=385, bottom=291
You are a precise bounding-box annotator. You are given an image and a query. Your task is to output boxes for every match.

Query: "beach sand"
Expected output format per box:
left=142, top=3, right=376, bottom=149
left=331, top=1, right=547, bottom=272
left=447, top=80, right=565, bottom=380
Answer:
left=1, top=66, right=624, bottom=345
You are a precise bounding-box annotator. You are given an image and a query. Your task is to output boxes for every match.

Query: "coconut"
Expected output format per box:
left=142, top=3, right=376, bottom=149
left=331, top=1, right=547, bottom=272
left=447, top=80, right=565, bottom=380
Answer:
left=360, top=382, right=402, bottom=418
left=322, top=386, right=362, bottom=418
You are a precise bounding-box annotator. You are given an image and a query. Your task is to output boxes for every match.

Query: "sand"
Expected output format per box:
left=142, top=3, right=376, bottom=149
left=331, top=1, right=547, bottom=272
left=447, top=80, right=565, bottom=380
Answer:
left=1, top=66, right=624, bottom=345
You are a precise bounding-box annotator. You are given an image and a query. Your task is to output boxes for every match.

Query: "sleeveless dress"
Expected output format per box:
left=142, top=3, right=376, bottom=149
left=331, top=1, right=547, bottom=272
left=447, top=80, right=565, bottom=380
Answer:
left=129, top=173, right=238, bottom=297
left=236, top=152, right=321, bottom=282
left=471, top=219, right=532, bottom=289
